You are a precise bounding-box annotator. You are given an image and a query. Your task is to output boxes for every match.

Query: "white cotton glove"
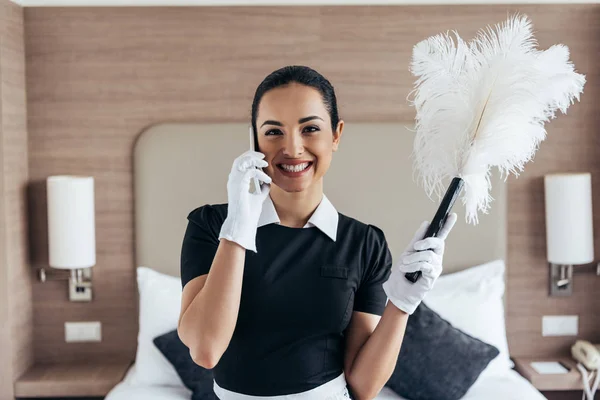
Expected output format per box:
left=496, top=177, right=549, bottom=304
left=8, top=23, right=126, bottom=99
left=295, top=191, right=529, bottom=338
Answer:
left=218, top=150, right=272, bottom=253
left=382, top=213, right=458, bottom=315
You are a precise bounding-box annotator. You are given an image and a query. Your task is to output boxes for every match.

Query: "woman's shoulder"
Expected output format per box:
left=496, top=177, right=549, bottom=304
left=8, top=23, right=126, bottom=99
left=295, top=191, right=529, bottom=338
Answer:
left=338, top=213, right=387, bottom=243
left=338, top=213, right=391, bottom=270
left=187, top=203, right=228, bottom=228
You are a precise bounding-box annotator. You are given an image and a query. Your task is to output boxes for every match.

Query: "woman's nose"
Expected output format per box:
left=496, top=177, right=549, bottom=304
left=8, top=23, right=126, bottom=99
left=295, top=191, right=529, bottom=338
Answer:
left=282, top=132, right=304, bottom=157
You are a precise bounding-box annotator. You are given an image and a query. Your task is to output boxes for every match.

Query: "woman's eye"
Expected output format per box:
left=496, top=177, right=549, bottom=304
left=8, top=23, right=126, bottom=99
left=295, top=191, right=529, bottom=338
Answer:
left=265, top=129, right=283, bottom=136
left=303, top=126, right=320, bottom=133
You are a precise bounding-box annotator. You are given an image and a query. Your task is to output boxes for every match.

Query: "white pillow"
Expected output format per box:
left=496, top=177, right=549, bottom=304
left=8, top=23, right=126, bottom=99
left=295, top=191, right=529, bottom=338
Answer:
left=423, top=259, right=514, bottom=377
left=129, top=266, right=184, bottom=387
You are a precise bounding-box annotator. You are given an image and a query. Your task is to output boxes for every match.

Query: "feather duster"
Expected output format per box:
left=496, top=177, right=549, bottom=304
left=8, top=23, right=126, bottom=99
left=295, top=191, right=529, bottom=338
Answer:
left=405, top=14, right=585, bottom=283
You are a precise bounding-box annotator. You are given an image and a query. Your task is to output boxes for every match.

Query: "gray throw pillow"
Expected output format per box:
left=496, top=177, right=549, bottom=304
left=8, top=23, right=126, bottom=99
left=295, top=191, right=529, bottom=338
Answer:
left=153, top=330, right=217, bottom=400
left=384, top=302, right=499, bottom=400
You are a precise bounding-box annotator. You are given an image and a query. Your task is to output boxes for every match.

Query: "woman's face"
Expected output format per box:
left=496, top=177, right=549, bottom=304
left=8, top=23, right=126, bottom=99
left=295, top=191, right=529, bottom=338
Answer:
left=256, top=83, right=343, bottom=193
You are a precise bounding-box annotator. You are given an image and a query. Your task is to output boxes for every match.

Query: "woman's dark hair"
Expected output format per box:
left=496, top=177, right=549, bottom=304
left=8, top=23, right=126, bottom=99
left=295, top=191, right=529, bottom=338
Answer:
left=251, top=65, right=340, bottom=147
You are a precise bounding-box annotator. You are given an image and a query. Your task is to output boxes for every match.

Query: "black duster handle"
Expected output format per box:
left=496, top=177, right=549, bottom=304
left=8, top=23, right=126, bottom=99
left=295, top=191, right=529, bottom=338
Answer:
left=404, top=177, right=464, bottom=283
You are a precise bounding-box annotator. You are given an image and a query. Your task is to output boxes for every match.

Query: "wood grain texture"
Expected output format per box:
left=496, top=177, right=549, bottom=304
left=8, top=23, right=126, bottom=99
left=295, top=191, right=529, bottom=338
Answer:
left=23, top=5, right=600, bottom=363
left=0, top=0, right=33, bottom=399
left=14, top=360, right=131, bottom=397
left=544, top=391, right=599, bottom=400
left=503, top=6, right=600, bottom=358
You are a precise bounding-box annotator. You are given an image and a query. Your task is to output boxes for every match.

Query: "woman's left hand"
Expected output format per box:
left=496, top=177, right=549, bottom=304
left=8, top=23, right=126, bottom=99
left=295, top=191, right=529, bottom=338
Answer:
left=382, top=213, right=457, bottom=315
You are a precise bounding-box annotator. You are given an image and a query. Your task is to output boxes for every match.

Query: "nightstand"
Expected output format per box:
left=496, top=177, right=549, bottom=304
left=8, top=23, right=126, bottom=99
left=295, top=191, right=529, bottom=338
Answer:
left=14, top=360, right=132, bottom=399
left=513, top=356, right=595, bottom=400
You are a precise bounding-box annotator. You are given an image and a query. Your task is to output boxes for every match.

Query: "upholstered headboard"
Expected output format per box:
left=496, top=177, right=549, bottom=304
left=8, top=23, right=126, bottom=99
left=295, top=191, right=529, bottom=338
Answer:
left=133, top=123, right=506, bottom=277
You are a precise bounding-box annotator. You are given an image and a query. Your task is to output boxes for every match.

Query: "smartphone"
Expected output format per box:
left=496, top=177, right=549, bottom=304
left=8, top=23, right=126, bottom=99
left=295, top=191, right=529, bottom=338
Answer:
left=248, top=126, right=262, bottom=194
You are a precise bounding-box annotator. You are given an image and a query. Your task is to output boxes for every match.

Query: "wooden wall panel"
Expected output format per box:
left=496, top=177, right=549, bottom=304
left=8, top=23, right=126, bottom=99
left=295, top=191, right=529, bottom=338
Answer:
left=0, top=0, right=33, bottom=398
left=23, top=5, right=600, bottom=363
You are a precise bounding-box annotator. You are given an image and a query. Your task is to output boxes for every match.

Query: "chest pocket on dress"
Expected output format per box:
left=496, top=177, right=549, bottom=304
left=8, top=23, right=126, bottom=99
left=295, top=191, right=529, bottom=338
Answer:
left=319, top=265, right=355, bottom=332
left=320, top=265, right=349, bottom=279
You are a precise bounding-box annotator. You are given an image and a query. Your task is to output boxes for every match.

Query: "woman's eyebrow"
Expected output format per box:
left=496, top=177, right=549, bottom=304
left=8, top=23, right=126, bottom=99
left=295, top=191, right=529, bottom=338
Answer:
left=260, top=116, right=324, bottom=128
left=298, top=116, right=324, bottom=124
left=261, top=120, right=283, bottom=128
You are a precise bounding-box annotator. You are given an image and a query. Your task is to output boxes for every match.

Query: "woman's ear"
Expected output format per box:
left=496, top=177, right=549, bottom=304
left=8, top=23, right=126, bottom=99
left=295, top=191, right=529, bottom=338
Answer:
left=332, top=120, right=344, bottom=152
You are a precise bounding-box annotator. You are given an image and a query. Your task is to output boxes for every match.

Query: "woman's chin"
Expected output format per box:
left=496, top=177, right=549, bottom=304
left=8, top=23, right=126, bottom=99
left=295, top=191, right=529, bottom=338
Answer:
left=274, top=180, right=311, bottom=193
left=282, top=185, right=308, bottom=193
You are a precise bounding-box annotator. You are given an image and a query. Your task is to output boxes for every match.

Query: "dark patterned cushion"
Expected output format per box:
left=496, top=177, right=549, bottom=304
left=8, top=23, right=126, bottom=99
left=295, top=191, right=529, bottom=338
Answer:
left=153, top=330, right=217, bottom=400
left=385, top=302, right=499, bottom=400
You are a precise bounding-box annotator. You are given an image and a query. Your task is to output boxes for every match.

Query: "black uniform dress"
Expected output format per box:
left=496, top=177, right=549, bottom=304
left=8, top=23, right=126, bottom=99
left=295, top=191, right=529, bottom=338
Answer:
left=180, top=199, right=393, bottom=398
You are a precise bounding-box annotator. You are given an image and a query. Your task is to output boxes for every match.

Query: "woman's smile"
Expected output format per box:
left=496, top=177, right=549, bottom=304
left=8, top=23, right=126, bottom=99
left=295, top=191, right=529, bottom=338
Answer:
left=276, top=160, right=314, bottom=178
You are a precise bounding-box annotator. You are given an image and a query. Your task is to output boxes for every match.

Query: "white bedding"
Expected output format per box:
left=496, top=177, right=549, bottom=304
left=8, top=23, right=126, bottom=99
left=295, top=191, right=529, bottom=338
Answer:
left=106, top=362, right=546, bottom=400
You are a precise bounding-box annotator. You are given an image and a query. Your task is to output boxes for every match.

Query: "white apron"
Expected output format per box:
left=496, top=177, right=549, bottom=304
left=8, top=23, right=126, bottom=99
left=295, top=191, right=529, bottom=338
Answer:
left=213, top=372, right=352, bottom=400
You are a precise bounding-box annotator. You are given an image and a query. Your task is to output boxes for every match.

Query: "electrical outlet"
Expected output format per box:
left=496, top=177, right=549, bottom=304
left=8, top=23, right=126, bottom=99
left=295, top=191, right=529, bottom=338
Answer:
left=542, top=315, right=578, bottom=337
left=65, top=321, right=102, bottom=342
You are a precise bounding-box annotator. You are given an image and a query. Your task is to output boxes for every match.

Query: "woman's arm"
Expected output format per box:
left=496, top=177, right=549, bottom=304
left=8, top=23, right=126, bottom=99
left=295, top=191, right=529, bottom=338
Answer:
left=344, top=304, right=408, bottom=400
left=346, top=215, right=456, bottom=399
left=177, top=238, right=246, bottom=369
left=178, top=150, right=272, bottom=369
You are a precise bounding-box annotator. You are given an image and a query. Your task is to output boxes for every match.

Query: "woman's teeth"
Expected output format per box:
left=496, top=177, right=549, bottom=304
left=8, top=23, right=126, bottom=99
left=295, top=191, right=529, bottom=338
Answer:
left=280, top=162, right=310, bottom=172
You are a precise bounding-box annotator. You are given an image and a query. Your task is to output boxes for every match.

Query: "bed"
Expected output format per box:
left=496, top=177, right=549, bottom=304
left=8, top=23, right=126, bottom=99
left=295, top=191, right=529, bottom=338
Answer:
left=106, top=362, right=545, bottom=400
left=105, top=123, right=546, bottom=400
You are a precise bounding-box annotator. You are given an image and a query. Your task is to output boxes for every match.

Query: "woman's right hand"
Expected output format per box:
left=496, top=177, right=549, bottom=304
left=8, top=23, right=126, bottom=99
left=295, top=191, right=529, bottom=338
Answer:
left=218, top=150, right=272, bottom=253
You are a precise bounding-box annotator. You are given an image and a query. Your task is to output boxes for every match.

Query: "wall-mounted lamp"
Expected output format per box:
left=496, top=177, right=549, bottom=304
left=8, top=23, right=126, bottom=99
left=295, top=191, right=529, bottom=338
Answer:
left=40, top=175, right=96, bottom=302
left=544, top=173, right=598, bottom=296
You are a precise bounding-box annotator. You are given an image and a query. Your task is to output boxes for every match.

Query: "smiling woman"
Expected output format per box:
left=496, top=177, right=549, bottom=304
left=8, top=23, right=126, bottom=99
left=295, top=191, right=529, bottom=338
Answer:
left=250, top=67, right=343, bottom=210
left=176, top=65, right=456, bottom=400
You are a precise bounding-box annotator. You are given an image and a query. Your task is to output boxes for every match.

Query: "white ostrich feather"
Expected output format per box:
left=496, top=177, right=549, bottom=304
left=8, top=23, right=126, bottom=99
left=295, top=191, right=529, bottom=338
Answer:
left=408, top=14, right=586, bottom=224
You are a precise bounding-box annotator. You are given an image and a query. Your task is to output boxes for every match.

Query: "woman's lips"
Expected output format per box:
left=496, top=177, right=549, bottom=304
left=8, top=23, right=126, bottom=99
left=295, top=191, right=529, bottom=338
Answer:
left=276, top=162, right=313, bottom=178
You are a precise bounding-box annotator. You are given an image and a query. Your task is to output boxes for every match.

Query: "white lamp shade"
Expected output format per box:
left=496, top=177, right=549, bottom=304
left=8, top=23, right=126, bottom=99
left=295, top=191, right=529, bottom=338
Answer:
left=47, top=176, right=96, bottom=269
left=544, top=173, right=594, bottom=265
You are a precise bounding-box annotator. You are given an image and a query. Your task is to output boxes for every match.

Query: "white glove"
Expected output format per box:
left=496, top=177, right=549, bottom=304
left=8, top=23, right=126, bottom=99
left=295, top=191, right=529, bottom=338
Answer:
left=218, top=150, right=272, bottom=253
left=382, top=213, right=457, bottom=315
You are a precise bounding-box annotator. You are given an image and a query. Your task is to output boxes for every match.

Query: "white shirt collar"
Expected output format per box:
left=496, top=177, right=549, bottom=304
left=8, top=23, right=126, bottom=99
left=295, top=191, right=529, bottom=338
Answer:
left=257, top=194, right=338, bottom=242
